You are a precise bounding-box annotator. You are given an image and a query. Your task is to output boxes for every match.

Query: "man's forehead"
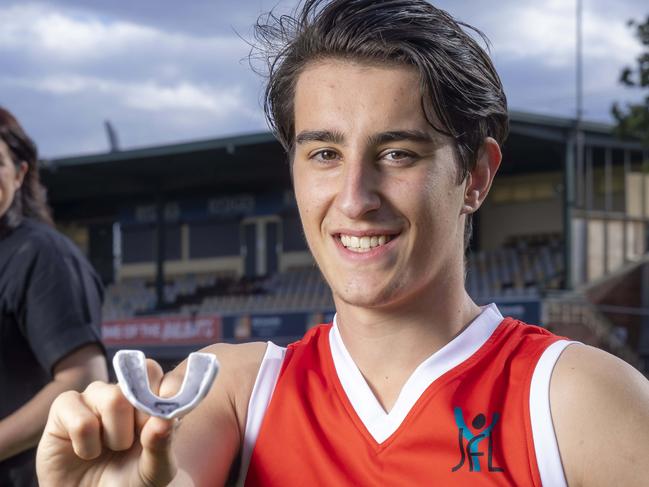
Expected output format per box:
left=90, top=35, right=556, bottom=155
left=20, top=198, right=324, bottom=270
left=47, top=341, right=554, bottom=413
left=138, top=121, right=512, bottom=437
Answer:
left=295, top=58, right=420, bottom=93
left=293, top=59, right=447, bottom=142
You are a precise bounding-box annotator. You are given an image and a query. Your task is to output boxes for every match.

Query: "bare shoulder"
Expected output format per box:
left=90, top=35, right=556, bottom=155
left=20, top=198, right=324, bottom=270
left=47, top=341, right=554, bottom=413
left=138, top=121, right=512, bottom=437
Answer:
left=164, top=341, right=270, bottom=486
left=550, top=343, right=649, bottom=487
left=167, top=341, right=269, bottom=422
left=200, top=341, right=269, bottom=413
left=201, top=341, right=269, bottom=376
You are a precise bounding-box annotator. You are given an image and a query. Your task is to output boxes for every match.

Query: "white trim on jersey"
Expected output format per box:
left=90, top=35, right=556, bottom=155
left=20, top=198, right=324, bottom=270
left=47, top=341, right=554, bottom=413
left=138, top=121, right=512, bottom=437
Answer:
left=237, top=341, right=286, bottom=487
left=529, top=339, right=576, bottom=487
left=329, top=303, right=504, bottom=444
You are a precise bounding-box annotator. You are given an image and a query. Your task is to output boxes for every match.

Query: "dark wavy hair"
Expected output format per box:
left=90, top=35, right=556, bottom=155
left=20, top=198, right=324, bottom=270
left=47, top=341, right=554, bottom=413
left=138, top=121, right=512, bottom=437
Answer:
left=0, top=107, right=53, bottom=231
left=253, top=0, right=509, bottom=249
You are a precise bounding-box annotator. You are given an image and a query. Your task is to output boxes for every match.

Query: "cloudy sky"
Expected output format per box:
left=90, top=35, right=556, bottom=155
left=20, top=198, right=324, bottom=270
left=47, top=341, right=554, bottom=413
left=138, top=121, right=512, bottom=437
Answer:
left=0, top=0, right=646, bottom=158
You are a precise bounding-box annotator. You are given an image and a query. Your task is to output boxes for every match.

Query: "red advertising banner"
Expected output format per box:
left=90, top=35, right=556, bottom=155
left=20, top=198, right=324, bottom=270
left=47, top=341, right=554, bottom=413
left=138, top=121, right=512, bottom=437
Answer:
left=102, top=315, right=221, bottom=346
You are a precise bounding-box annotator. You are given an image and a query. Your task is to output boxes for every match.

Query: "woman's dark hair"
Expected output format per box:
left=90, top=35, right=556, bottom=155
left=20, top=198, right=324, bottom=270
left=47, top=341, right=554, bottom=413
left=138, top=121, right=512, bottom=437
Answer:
left=253, top=0, right=509, bottom=249
left=0, top=107, right=53, bottom=229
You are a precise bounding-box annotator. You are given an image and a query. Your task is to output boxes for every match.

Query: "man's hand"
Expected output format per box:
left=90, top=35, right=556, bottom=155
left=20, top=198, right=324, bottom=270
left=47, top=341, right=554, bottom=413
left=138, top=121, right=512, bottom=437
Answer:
left=36, top=359, right=182, bottom=487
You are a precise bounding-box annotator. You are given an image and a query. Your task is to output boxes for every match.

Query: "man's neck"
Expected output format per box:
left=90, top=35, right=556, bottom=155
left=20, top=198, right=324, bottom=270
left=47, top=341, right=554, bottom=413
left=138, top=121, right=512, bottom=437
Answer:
left=332, top=281, right=481, bottom=413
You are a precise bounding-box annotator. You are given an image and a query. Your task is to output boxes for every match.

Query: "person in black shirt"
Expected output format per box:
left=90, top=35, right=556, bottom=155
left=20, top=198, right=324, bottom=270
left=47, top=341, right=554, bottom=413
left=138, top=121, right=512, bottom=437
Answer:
left=0, top=107, right=108, bottom=487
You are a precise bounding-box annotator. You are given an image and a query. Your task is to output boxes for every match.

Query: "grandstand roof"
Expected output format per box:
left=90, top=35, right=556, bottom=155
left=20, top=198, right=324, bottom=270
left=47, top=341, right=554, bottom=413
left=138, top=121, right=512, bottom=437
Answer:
left=43, top=132, right=279, bottom=168
left=509, top=110, right=644, bottom=150
left=42, top=131, right=290, bottom=219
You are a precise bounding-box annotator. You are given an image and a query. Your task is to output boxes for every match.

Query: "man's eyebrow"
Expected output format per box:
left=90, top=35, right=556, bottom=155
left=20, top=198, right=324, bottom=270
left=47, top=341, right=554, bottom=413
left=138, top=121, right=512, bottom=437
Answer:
left=294, top=129, right=436, bottom=146
left=295, top=130, right=345, bottom=145
left=368, top=130, right=435, bottom=146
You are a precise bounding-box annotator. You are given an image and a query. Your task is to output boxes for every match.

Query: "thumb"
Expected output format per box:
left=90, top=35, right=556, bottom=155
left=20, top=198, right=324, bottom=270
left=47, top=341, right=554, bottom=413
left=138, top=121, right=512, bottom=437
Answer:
left=135, top=358, right=186, bottom=486
left=136, top=416, right=178, bottom=487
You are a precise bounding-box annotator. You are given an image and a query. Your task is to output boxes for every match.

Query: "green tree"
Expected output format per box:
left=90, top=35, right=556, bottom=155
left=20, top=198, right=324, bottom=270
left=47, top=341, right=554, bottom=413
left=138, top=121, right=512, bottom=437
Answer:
left=612, top=15, right=649, bottom=146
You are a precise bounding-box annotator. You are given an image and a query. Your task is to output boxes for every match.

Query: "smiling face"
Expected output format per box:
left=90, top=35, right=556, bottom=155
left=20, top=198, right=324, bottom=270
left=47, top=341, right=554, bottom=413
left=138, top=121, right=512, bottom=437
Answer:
left=0, top=140, right=26, bottom=219
left=292, top=59, right=471, bottom=311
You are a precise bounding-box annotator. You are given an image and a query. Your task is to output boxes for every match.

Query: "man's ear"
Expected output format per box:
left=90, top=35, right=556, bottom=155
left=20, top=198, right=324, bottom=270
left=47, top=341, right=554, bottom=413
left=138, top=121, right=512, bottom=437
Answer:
left=461, top=137, right=501, bottom=215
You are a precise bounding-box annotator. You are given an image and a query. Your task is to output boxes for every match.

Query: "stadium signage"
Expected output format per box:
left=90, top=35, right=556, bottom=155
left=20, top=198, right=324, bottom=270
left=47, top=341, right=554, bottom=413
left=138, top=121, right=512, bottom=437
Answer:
left=207, top=194, right=255, bottom=216
left=119, top=192, right=296, bottom=226
left=102, top=316, right=221, bottom=346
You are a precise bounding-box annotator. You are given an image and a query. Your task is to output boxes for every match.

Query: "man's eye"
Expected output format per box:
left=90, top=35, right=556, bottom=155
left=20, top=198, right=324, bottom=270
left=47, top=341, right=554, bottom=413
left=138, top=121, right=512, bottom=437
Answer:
left=312, top=150, right=339, bottom=162
left=382, top=150, right=416, bottom=164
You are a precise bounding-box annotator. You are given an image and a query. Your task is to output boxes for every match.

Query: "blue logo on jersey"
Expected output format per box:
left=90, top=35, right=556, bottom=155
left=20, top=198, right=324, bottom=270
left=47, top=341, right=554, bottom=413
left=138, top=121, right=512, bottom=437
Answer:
left=451, top=407, right=504, bottom=473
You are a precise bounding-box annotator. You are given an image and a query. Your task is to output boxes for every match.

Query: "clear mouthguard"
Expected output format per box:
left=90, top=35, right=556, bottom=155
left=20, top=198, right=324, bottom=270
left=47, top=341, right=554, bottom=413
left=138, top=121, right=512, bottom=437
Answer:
left=113, top=350, right=219, bottom=420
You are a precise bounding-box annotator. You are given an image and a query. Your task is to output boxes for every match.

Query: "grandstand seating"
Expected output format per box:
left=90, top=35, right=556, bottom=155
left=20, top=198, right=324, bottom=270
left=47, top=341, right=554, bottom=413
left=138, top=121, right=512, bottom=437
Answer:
left=195, top=267, right=333, bottom=314
left=466, top=233, right=564, bottom=300
left=103, top=278, right=154, bottom=320
left=102, top=235, right=564, bottom=320
left=102, top=271, right=235, bottom=320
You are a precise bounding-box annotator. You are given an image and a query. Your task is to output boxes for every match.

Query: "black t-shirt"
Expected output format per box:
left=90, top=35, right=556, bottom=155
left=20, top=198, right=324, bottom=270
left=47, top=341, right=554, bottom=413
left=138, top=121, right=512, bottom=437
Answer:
left=0, top=218, right=105, bottom=486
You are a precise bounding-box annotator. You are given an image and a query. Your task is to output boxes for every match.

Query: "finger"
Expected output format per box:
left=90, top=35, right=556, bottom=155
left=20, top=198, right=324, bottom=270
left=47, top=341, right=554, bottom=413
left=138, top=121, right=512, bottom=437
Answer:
left=137, top=416, right=178, bottom=486
left=135, top=360, right=183, bottom=486
left=134, top=359, right=165, bottom=435
left=48, top=390, right=102, bottom=460
left=146, top=358, right=165, bottom=395
left=84, top=381, right=135, bottom=452
left=158, top=361, right=185, bottom=399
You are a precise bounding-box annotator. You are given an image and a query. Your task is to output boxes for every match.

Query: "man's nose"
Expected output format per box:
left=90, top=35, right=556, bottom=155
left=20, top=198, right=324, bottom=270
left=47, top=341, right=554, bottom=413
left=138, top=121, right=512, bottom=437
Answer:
left=335, top=159, right=381, bottom=219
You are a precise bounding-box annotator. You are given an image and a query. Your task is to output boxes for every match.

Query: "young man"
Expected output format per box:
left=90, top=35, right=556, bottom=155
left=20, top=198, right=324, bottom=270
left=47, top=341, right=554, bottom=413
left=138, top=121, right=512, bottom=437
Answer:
left=37, top=1, right=649, bottom=486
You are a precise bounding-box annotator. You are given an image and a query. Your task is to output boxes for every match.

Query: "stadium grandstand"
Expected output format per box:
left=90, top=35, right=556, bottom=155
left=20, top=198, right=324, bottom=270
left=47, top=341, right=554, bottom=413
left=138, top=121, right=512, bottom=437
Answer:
left=41, top=111, right=649, bottom=373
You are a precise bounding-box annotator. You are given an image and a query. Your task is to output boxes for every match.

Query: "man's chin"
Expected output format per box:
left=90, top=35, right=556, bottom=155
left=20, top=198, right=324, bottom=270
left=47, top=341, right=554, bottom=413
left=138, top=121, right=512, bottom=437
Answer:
left=333, top=289, right=397, bottom=310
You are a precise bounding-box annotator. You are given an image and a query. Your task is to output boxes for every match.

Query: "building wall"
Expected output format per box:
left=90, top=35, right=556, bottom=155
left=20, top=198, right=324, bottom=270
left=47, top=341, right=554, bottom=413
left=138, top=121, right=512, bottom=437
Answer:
left=479, top=172, right=563, bottom=250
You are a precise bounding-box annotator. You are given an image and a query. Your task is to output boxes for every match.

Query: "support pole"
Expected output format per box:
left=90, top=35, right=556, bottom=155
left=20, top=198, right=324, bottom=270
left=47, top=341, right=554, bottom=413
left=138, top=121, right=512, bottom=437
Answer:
left=155, top=192, right=166, bottom=309
left=564, top=133, right=576, bottom=289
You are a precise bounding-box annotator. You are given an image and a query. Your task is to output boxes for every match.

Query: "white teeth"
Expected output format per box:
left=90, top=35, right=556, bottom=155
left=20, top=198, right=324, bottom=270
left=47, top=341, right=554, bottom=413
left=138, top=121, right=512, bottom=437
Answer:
left=339, top=233, right=393, bottom=252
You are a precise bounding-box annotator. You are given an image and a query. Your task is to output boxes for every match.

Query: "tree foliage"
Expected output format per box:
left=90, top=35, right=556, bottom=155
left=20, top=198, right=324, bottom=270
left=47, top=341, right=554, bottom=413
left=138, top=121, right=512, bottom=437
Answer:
left=612, top=15, right=649, bottom=146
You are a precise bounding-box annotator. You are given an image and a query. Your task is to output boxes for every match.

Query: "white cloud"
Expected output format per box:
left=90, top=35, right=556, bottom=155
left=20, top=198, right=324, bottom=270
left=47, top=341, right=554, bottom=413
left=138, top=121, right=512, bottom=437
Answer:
left=0, top=74, right=250, bottom=116
left=0, top=2, right=265, bottom=156
left=0, top=1, right=258, bottom=133
left=123, top=81, right=245, bottom=113
left=0, top=4, right=153, bottom=60
left=488, top=1, right=641, bottom=68
left=0, top=3, right=246, bottom=63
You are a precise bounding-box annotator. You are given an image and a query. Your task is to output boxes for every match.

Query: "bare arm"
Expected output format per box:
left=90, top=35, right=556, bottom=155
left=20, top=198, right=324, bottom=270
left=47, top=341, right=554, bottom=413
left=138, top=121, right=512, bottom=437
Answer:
left=168, top=341, right=267, bottom=486
left=551, top=344, right=649, bottom=487
left=37, top=341, right=267, bottom=487
left=0, top=343, right=107, bottom=461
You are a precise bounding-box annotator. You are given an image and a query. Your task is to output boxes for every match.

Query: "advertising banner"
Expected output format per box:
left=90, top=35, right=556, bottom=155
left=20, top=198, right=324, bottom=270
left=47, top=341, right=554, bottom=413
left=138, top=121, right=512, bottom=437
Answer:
left=102, top=315, right=221, bottom=347
left=221, top=310, right=335, bottom=345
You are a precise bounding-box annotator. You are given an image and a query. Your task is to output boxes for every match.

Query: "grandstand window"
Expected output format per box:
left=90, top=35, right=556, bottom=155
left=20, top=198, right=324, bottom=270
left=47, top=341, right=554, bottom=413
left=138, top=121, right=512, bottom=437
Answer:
left=490, top=174, right=561, bottom=204
left=189, top=221, right=240, bottom=258
left=121, top=224, right=182, bottom=263
left=283, top=214, right=308, bottom=251
left=122, top=226, right=155, bottom=263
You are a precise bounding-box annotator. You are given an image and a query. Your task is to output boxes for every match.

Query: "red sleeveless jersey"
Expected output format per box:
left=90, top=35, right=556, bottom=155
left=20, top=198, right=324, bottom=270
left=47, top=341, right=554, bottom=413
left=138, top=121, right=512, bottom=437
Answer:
left=244, top=317, right=564, bottom=486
